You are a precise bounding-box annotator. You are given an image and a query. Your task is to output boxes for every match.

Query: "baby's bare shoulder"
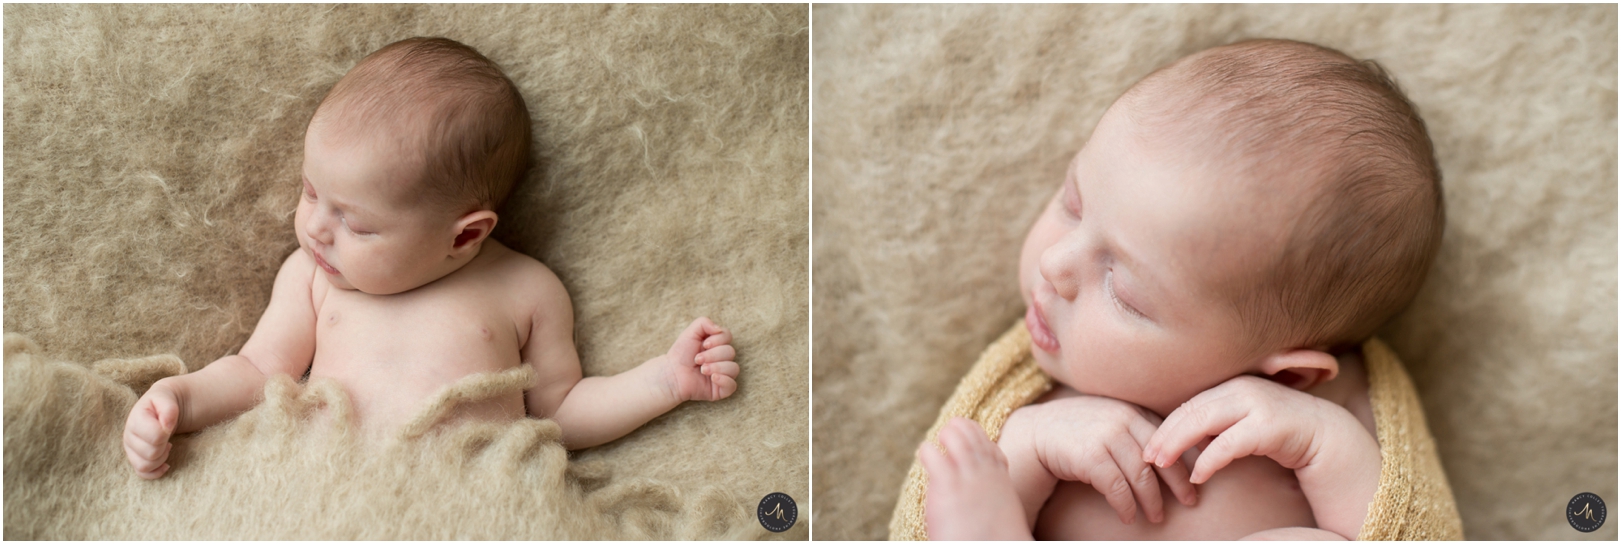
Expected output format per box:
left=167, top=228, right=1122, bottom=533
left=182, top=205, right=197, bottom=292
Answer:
left=480, top=242, right=571, bottom=316
left=278, top=247, right=315, bottom=278
left=273, top=249, right=323, bottom=304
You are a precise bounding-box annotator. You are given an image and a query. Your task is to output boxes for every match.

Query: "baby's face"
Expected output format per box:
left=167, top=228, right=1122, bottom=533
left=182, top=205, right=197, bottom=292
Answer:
left=1019, top=101, right=1294, bottom=417
left=296, top=119, right=459, bottom=295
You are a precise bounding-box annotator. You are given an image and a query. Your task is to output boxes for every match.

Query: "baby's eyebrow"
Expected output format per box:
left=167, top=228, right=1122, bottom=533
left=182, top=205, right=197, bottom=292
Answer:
left=334, top=198, right=373, bottom=218
left=303, top=176, right=374, bottom=219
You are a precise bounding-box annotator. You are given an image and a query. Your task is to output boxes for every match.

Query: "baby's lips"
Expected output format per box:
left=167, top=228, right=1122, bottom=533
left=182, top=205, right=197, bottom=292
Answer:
left=1025, top=303, right=1061, bottom=353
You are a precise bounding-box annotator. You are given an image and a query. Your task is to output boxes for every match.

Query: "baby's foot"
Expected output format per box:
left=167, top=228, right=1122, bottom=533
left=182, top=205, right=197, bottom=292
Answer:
left=917, top=418, right=1033, bottom=540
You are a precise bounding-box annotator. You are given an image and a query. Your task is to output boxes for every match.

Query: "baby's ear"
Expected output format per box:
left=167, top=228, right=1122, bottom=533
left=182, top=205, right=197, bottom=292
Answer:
left=1256, top=349, right=1338, bottom=391
left=451, top=210, right=499, bottom=252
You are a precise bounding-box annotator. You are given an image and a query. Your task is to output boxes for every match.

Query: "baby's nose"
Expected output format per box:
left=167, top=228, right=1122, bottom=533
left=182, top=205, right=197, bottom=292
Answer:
left=1039, top=246, right=1082, bottom=300
left=305, top=213, right=334, bottom=244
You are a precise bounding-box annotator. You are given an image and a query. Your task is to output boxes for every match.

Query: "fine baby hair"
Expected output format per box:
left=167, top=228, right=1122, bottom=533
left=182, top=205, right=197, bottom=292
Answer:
left=311, top=37, right=533, bottom=212
left=1124, top=39, right=1444, bottom=353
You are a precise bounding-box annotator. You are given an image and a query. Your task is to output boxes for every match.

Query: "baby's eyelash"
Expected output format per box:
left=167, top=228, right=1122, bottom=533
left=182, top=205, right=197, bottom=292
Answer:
left=341, top=217, right=374, bottom=236
left=1105, top=269, right=1146, bottom=320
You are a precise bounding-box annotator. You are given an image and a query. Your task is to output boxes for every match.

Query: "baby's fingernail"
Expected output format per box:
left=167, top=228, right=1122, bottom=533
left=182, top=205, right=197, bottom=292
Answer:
left=1142, top=447, right=1156, bottom=463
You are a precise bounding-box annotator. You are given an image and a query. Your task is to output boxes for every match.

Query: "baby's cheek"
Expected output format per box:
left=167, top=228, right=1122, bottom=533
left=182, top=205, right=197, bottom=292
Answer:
left=1018, top=221, right=1057, bottom=288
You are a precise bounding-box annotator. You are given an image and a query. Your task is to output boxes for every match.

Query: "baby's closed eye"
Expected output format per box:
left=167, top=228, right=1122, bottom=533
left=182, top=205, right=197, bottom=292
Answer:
left=341, top=216, right=376, bottom=236
left=1104, top=269, right=1148, bottom=321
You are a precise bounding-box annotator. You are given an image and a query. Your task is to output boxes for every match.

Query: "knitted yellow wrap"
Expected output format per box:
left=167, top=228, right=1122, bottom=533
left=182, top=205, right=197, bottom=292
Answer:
left=888, top=320, right=1464, bottom=540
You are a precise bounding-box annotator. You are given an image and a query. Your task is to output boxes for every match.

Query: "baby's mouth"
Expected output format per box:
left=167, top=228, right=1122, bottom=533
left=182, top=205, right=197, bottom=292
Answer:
left=1027, top=296, right=1060, bottom=353
left=312, top=250, right=340, bottom=276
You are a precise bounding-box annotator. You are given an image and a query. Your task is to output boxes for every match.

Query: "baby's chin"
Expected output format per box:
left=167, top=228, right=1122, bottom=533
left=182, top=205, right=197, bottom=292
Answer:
left=1031, top=350, right=1119, bottom=402
left=1031, top=349, right=1075, bottom=387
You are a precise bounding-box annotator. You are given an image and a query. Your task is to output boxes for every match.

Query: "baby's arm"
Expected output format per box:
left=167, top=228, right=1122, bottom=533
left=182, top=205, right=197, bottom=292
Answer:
left=521, top=273, right=737, bottom=449
left=123, top=250, right=318, bottom=478
left=1143, top=376, right=1382, bottom=540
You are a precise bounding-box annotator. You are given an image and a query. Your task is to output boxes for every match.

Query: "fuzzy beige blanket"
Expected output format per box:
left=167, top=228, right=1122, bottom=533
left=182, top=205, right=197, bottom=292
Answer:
left=4, top=4, right=807, bottom=539
left=813, top=4, right=1616, bottom=540
left=887, top=321, right=1464, bottom=540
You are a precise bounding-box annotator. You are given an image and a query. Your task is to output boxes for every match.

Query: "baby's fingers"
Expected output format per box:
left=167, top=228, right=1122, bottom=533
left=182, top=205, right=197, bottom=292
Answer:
left=701, top=360, right=740, bottom=379
left=669, top=318, right=718, bottom=362
left=694, top=345, right=735, bottom=366
left=125, top=400, right=175, bottom=445
left=137, top=463, right=171, bottom=480
left=1145, top=393, right=1248, bottom=469
left=707, top=373, right=738, bottom=401
left=1085, top=460, right=1141, bottom=525
left=689, top=317, right=727, bottom=341
left=1188, top=419, right=1268, bottom=484
left=122, top=431, right=166, bottom=462
left=1153, top=457, right=1198, bottom=507
left=701, top=327, right=732, bottom=350
left=1121, top=412, right=1199, bottom=511
left=917, top=439, right=954, bottom=483
left=938, top=419, right=1005, bottom=469
left=1106, top=438, right=1167, bottom=524
left=124, top=438, right=171, bottom=477
left=125, top=414, right=167, bottom=446
left=676, top=318, right=714, bottom=343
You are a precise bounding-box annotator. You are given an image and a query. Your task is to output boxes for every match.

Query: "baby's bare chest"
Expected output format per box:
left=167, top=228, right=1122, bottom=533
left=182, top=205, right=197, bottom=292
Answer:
left=310, top=279, right=526, bottom=390
left=1034, top=454, right=1316, bottom=540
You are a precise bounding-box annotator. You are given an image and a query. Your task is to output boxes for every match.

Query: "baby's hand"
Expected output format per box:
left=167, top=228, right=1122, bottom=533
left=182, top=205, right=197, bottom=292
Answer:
left=123, top=380, right=181, bottom=479
left=1142, top=375, right=1381, bottom=538
left=662, top=317, right=738, bottom=402
left=1014, top=395, right=1198, bottom=525
left=917, top=418, right=1032, bottom=540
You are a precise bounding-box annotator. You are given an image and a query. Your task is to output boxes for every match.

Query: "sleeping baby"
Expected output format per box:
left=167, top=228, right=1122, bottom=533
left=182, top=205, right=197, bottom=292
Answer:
left=123, top=37, right=740, bottom=479
left=918, top=39, right=1442, bottom=539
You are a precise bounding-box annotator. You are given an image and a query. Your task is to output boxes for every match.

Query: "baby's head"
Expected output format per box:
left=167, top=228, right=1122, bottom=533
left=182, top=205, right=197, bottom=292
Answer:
left=296, top=37, right=532, bottom=294
left=1020, top=39, right=1442, bottom=416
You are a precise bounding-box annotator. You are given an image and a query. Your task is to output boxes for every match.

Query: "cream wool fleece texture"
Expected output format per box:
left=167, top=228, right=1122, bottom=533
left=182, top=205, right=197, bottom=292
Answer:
left=887, top=321, right=1465, bottom=540
left=813, top=4, right=1616, bottom=539
left=4, top=4, right=807, bottom=539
